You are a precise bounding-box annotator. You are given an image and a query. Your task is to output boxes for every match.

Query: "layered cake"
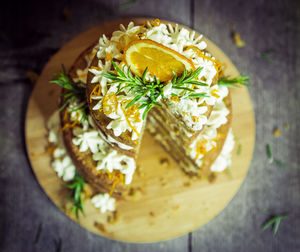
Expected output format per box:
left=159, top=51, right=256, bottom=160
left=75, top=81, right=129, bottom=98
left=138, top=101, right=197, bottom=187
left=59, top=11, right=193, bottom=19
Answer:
left=47, top=19, right=246, bottom=218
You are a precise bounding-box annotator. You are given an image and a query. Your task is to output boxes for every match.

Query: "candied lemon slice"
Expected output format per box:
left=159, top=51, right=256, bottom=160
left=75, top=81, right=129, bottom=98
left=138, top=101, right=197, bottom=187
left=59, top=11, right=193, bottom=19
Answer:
left=124, top=39, right=195, bottom=82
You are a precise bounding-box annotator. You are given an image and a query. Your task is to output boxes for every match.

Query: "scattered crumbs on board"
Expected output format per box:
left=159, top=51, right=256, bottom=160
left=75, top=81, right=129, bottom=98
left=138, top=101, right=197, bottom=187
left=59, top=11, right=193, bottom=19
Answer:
left=149, top=211, right=155, bottom=217
left=173, top=205, right=180, bottom=211
left=127, top=187, right=143, bottom=200
left=208, top=173, right=217, bottom=183
left=94, top=222, right=106, bottom=232
left=62, top=8, right=71, bottom=21
left=159, top=157, right=170, bottom=169
left=183, top=181, right=191, bottom=187
left=107, top=211, right=120, bottom=224
left=27, top=71, right=39, bottom=84
left=159, top=177, right=167, bottom=187
left=273, top=128, right=282, bottom=137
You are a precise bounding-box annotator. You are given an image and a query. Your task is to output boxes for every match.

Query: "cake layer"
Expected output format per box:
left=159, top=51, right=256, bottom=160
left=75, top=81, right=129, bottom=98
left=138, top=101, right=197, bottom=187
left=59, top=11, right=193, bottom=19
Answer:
left=147, top=95, right=232, bottom=175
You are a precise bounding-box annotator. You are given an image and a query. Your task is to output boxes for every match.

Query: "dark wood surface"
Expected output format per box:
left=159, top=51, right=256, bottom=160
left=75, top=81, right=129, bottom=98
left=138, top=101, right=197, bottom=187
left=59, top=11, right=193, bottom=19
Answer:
left=0, top=0, right=299, bottom=251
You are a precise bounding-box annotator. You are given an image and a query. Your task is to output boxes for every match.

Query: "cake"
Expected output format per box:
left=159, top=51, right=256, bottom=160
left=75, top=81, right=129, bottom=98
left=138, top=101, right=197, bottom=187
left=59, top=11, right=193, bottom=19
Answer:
left=47, top=19, right=247, bottom=218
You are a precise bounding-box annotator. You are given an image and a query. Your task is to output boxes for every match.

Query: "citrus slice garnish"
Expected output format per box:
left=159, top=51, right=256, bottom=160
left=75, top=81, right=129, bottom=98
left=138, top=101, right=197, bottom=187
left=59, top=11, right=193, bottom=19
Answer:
left=124, top=39, right=195, bottom=82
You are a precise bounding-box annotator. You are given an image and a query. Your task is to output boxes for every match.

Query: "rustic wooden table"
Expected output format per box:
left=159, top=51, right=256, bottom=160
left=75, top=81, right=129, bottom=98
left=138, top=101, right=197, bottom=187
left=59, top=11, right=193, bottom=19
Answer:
left=0, top=0, right=299, bottom=251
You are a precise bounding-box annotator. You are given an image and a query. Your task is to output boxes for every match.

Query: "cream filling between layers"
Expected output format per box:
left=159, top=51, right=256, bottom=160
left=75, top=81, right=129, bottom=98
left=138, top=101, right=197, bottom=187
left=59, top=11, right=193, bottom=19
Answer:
left=188, top=100, right=231, bottom=169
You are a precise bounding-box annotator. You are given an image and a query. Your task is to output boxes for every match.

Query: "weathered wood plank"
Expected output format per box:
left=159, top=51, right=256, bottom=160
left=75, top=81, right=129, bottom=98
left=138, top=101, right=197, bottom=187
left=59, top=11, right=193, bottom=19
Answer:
left=0, top=0, right=192, bottom=251
left=192, top=0, right=300, bottom=251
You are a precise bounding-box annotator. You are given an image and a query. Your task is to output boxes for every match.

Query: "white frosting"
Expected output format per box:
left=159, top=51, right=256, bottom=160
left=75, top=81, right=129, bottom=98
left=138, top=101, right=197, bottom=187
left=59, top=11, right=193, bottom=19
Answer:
left=89, top=21, right=224, bottom=137
left=211, top=128, right=235, bottom=172
left=91, top=193, right=116, bottom=213
left=47, top=112, right=76, bottom=181
left=71, top=116, right=136, bottom=184
left=93, top=150, right=136, bottom=184
left=188, top=100, right=230, bottom=166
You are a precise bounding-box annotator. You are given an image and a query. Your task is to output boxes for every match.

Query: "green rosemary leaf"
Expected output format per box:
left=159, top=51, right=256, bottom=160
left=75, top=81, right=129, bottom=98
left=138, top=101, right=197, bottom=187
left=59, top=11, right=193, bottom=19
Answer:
left=118, top=0, right=140, bottom=11
left=171, top=93, right=179, bottom=96
left=34, top=223, right=43, bottom=244
left=172, top=86, right=194, bottom=91
left=126, top=94, right=144, bottom=109
left=262, top=218, right=277, bottom=231
left=65, top=172, right=86, bottom=220
left=142, top=67, right=148, bottom=84
left=237, top=143, right=242, bottom=155
left=218, top=75, right=249, bottom=87
left=261, top=214, right=288, bottom=235
left=188, top=80, right=208, bottom=86
left=186, top=92, right=208, bottom=98
left=266, top=144, right=273, bottom=163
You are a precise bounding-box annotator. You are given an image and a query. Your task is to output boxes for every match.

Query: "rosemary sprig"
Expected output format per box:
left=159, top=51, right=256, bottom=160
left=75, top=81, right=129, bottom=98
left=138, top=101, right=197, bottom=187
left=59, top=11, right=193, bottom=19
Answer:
left=50, top=65, right=86, bottom=112
left=118, top=0, right=140, bottom=11
left=266, top=143, right=286, bottom=167
left=266, top=143, right=273, bottom=163
left=237, top=143, right=242, bottom=155
left=66, top=172, right=86, bottom=220
left=218, top=74, right=249, bottom=87
left=262, top=213, right=288, bottom=235
left=102, top=61, right=208, bottom=118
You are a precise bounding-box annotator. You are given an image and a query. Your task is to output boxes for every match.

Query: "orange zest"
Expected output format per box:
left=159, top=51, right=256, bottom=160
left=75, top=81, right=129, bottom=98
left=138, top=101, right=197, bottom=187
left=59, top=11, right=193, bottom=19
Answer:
left=102, top=92, right=118, bottom=115
left=150, top=18, right=161, bottom=27
left=60, top=117, right=78, bottom=132
left=89, top=84, right=102, bottom=103
left=120, top=106, right=140, bottom=137
left=124, top=39, right=195, bottom=82
left=105, top=52, right=113, bottom=61
left=109, top=172, right=125, bottom=196
left=185, top=45, right=222, bottom=78
left=211, top=89, right=220, bottom=98
left=195, top=139, right=208, bottom=160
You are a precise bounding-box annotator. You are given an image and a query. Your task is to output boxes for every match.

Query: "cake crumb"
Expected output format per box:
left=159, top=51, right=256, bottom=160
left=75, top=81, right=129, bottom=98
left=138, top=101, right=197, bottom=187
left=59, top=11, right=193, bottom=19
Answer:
left=284, top=123, right=290, bottom=131
left=183, top=182, right=191, bottom=187
left=149, top=211, right=155, bottom=217
left=173, top=205, right=180, bottom=211
left=273, top=128, right=282, bottom=137
left=159, top=177, right=167, bottom=187
left=159, top=157, right=170, bottom=169
left=27, top=71, right=39, bottom=84
left=107, top=211, right=120, bottom=224
left=127, top=187, right=142, bottom=200
left=94, top=222, right=106, bottom=232
left=208, top=173, right=217, bottom=183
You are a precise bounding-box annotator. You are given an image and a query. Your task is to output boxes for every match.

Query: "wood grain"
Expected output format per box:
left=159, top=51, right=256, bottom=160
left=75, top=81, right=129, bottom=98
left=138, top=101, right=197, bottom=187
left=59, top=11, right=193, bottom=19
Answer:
left=25, top=18, right=255, bottom=242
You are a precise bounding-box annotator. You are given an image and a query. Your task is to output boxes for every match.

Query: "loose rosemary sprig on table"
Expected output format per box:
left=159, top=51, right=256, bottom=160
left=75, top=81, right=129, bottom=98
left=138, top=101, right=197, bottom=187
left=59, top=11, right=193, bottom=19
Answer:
left=50, top=65, right=86, bottom=112
left=102, top=61, right=208, bottom=119
left=65, top=172, right=86, bottom=220
left=261, top=213, right=288, bottom=235
left=218, top=74, right=249, bottom=87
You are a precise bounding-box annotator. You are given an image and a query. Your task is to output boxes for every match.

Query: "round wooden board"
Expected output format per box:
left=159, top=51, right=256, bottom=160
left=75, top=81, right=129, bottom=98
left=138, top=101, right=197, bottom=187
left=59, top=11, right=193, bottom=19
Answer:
left=25, top=18, right=255, bottom=243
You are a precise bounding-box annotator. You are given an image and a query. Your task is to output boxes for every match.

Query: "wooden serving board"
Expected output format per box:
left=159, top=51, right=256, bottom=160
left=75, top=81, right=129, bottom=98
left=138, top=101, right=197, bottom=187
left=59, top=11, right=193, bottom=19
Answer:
left=25, top=18, right=255, bottom=243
